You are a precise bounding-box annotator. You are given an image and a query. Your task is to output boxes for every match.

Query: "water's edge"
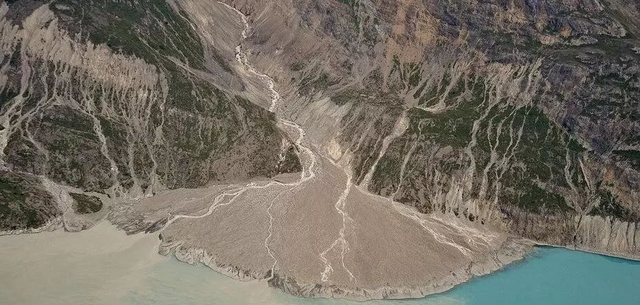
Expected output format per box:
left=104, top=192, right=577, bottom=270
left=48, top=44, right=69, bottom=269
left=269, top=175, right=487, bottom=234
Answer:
left=2, top=222, right=639, bottom=305
left=532, top=241, right=640, bottom=262
left=163, top=237, right=533, bottom=301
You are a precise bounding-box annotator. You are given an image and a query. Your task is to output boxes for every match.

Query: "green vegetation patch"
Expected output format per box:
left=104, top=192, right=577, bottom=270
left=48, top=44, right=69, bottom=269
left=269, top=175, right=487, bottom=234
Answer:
left=409, top=82, right=484, bottom=148
left=370, top=149, right=402, bottom=194
left=52, top=0, right=205, bottom=69
left=0, top=176, right=28, bottom=204
left=331, top=91, right=358, bottom=106
left=277, top=146, right=303, bottom=174
left=612, top=150, right=640, bottom=170
left=504, top=184, right=570, bottom=214
left=0, top=172, right=58, bottom=230
left=370, top=72, right=584, bottom=215
left=70, top=192, right=103, bottom=214
left=299, top=73, right=337, bottom=95
left=41, top=106, right=98, bottom=141
left=588, top=190, right=638, bottom=222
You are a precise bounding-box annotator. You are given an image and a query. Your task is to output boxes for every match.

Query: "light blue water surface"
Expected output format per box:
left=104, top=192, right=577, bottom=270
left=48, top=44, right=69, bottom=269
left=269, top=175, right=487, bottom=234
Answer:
left=122, top=247, right=640, bottom=305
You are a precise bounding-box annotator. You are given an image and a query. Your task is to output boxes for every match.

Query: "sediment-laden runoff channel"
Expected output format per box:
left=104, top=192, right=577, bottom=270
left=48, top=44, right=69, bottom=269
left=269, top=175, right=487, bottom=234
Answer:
left=136, top=3, right=531, bottom=301
left=0, top=1, right=638, bottom=303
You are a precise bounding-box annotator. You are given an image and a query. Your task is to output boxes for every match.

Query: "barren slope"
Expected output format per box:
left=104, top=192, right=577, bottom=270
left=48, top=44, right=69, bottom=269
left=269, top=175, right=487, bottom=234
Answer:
left=116, top=3, right=531, bottom=300
left=1, top=0, right=639, bottom=301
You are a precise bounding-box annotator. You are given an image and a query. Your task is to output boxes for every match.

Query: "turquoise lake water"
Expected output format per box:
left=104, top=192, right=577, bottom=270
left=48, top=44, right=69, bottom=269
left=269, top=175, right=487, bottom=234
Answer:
left=121, top=247, right=640, bottom=305
left=3, top=224, right=637, bottom=305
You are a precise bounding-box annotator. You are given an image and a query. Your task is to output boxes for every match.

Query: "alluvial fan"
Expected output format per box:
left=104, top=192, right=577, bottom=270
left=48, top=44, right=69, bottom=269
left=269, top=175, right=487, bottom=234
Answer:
left=0, top=0, right=639, bottom=301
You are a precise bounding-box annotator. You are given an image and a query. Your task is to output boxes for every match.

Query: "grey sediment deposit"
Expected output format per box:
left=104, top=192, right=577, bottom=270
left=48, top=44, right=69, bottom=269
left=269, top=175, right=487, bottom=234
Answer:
left=152, top=160, right=532, bottom=300
left=2, top=0, right=639, bottom=302
left=161, top=234, right=530, bottom=301
left=99, top=1, right=637, bottom=300
left=118, top=3, right=535, bottom=300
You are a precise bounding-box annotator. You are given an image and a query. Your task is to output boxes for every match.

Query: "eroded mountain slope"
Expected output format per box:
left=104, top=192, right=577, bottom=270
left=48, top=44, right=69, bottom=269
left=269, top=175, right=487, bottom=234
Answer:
left=1, top=0, right=639, bottom=301
left=0, top=0, right=300, bottom=231
left=213, top=0, right=639, bottom=259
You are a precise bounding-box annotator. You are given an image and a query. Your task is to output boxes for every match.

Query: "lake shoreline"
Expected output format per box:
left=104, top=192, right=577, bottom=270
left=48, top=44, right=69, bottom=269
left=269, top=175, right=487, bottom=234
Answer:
left=0, top=216, right=64, bottom=236
left=4, top=218, right=640, bottom=302
left=162, top=236, right=533, bottom=301
left=532, top=242, right=640, bottom=262
left=1, top=220, right=640, bottom=304
left=161, top=236, right=640, bottom=301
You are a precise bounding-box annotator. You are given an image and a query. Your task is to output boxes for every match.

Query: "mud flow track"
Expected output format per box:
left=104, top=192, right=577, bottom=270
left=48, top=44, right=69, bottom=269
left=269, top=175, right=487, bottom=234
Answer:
left=157, top=2, right=529, bottom=301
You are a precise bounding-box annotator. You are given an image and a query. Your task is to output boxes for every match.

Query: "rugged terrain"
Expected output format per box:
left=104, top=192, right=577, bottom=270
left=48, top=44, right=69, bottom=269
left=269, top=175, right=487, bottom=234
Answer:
left=214, top=0, right=640, bottom=258
left=0, top=0, right=639, bottom=301
left=0, top=0, right=300, bottom=232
